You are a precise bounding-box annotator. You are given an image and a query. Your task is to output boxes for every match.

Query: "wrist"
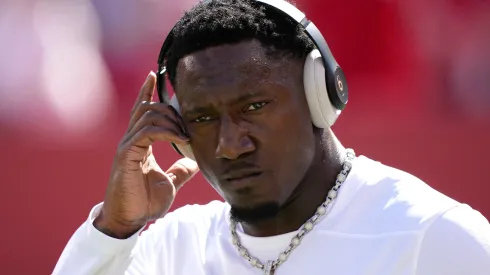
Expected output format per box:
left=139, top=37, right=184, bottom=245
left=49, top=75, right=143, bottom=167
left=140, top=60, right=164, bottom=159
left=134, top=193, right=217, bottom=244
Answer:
left=93, top=210, right=146, bottom=239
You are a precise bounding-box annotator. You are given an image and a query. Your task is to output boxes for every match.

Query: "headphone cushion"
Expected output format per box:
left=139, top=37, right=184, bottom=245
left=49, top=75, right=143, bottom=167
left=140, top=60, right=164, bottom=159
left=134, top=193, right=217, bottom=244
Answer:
left=169, top=96, right=196, bottom=160
left=174, top=143, right=195, bottom=160
left=303, top=49, right=341, bottom=128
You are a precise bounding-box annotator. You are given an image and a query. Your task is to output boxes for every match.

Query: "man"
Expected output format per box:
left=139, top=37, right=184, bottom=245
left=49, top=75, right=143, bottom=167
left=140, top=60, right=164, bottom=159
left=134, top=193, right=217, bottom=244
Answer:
left=53, top=0, right=490, bottom=274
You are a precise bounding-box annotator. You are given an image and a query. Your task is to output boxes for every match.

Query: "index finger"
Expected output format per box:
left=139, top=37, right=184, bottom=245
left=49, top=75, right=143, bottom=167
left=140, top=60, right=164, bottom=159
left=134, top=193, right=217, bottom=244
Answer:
left=130, top=71, right=157, bottom=114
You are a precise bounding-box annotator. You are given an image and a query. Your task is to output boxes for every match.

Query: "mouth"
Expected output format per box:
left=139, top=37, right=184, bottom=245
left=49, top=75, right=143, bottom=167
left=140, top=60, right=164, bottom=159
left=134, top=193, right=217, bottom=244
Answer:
left=226, top=171, right=263, bottom=181
left=223, top=171, right=263, bottom=188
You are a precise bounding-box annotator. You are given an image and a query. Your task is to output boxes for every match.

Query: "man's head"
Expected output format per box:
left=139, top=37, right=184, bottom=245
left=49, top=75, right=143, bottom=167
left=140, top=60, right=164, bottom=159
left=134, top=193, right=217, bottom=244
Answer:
left=165, top=0, right=320, bottom=223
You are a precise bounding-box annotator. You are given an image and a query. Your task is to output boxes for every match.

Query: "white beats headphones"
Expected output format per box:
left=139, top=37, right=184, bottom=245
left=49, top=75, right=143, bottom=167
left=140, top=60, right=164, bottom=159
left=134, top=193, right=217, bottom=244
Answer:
left=156, top=0, right=349, bottom=160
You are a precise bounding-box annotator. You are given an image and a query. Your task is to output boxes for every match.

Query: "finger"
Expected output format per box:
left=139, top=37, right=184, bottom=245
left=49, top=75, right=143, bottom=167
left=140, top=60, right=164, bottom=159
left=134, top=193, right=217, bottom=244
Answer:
left=130, top=72, right=157, bottom=116
left=124, top=110, right=186, bottom=144
left=127, top=102, right=183, bottom=134
left=126, top=125, right=189, bottom=149
left=167, top=104, right=186, bottom=133
left=165, top=158, right=199, bottom=191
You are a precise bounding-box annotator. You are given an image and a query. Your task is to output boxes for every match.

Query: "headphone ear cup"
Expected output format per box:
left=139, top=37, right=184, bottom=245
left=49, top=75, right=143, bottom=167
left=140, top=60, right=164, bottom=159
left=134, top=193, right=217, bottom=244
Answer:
left=169, top=95, right=195, bottom=160
left=303, top=49, right=341, bottom=128
left=169, top=95, right=181, bottom=113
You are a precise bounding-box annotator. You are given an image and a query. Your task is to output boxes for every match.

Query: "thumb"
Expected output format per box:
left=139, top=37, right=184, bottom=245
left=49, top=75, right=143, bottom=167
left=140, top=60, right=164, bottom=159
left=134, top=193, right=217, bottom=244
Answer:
left=166, top=158, right=199, bottom=190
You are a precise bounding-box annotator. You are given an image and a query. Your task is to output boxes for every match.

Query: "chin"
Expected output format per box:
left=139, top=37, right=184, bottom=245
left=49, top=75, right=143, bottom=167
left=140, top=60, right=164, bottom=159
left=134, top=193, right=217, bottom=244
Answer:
left=230, top=201, right=280, bottom=223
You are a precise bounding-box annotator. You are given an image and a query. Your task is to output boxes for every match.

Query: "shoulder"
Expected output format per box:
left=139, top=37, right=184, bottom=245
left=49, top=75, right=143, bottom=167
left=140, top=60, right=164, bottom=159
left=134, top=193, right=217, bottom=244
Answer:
left=339, top=157, right=463, bottom=233
left=416, top=204, right=490, bottom=274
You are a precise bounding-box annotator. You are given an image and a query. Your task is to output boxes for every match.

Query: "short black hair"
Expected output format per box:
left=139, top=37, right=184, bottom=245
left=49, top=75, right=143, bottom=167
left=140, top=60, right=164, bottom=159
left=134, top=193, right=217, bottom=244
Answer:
left=165, top=0, right=316, bottom=87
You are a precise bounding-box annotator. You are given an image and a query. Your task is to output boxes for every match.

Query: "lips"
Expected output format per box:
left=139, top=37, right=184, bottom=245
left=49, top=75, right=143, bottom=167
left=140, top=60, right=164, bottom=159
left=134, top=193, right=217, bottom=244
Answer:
left=222, top=170, right=263, bottom=181
left=219, top=161, right=265, bottom=189
left=219, top=167, right=264, bottom=190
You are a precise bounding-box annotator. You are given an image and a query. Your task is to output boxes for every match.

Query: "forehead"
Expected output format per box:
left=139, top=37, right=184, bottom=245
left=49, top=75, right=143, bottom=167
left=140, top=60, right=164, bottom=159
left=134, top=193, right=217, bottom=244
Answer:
left=174, top=40, right=304, bottom=114
left=173, top=40, right=302, bottom=111
left=175, top=40, right=272, bottom=90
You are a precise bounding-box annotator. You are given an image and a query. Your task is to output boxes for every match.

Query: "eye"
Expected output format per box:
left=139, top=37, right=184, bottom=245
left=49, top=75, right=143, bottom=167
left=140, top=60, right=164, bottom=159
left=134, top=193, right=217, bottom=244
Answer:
left=192, top=116, right=214, bottom=123
left=245, top=102, right=268, bottom=112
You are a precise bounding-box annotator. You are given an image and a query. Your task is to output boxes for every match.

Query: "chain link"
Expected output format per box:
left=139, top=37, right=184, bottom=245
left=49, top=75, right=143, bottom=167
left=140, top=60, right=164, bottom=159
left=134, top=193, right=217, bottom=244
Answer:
left=230, top=149, right=356, bottom=273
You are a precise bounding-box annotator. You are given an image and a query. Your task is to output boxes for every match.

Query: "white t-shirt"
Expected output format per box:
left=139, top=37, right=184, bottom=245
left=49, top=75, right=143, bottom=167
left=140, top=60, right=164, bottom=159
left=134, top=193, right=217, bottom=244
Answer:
left=53, top=156, right=490, bottom=275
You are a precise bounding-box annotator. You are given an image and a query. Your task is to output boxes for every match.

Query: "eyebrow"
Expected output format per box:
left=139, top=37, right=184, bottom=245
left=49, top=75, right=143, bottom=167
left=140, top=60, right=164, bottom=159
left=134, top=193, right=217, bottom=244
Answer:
left=183, top=89, right=269, bottom=116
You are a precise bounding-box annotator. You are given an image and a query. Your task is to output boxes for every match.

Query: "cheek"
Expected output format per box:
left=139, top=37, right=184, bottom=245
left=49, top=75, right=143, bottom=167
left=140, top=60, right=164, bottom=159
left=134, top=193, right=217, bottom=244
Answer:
left=194, top=154, right=227, bottom=198
left=186, top=129, right=220, bottom=180
left=273, top=129, right=316, bottom=198
left=187, top=123, right=219, bottom=155
left=199, top=166, right=221, bottom=191
left=260, top=101, right=316, bottom=190
left=191, top=140, right=217, bottom=174
left=261, top=96, right=314, bottom=151
left=269, top=117, right=315, bottom=167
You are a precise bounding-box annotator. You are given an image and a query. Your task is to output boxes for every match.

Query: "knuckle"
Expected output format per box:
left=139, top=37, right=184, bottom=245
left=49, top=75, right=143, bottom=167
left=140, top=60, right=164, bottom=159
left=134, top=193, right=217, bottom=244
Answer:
left=142, top=110, right=156, bottom=119
left=127, top=145, right=146, bottom=156
left=133, top=101, right=151, bottom=113
left=173, top=162, right=190, bottom=175
left=140, top=101, right=152, bottom=108
left=115, top=144, right=130, bottom=159
left=134, top=102, right=148, bottom=114
left=142, top=110, right=172, bottom=126
left=116, top=142, right=146, bottom=160
left=141, top=125, right=155, bottom=134
left=133, top=111, right=157, bottom=128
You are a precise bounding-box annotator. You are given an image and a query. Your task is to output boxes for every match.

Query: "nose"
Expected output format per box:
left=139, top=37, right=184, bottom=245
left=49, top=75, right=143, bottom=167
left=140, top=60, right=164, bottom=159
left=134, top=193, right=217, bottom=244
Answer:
left=215, top=116, right=256, bottom=160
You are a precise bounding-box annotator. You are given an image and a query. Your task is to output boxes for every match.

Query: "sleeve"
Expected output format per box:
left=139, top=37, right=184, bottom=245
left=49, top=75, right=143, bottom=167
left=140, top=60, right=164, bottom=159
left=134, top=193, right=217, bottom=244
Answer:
left=52, top=203, right=150, bottom=275
left=416, top=204, right=490, bottom=275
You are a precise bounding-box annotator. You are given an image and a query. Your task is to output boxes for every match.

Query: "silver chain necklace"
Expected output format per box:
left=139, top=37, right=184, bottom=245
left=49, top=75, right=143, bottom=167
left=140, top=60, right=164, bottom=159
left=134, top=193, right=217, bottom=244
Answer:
left=229, top=149, right=356, bottom=275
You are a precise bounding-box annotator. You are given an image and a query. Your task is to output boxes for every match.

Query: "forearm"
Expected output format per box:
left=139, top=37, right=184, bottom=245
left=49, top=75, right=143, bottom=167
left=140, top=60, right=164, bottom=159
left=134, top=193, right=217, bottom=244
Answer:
left=53, top=203, right=144, bottom=275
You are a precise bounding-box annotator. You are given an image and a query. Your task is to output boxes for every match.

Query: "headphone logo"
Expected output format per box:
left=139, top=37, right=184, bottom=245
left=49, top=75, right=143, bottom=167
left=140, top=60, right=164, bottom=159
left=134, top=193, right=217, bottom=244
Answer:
left=336, top=75, right=343, bottom=92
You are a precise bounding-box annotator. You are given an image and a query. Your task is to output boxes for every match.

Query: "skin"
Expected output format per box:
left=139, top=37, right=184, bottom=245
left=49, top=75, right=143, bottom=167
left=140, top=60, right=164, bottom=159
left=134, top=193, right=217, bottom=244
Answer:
left=175, top=39, right=345, bottom=237
left=94, top=39, right=345, bottom=239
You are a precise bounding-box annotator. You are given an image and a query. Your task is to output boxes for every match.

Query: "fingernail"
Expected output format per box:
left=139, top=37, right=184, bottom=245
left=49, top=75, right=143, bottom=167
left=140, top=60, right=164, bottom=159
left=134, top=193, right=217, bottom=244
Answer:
left=147, top=71, right=154, bottom=80
left=167, top=173, right=177, bottom=181
left=179, top=134, right=190, bottom=141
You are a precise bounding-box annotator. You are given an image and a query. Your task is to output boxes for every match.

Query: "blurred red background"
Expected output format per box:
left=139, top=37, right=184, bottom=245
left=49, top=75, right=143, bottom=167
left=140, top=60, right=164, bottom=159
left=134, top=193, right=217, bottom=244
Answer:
left=0, top=0, right=489, bottom=274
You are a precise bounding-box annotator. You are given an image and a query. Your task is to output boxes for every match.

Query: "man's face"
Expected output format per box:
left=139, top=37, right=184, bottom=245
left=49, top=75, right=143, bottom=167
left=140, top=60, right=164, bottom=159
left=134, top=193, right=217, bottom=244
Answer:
left=175, top=39, right=317, bottom=220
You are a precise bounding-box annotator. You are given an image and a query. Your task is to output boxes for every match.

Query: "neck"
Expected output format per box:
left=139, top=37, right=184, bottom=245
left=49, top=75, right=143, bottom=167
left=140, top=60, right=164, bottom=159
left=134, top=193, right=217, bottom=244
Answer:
left=241, top=129, right=345, bottom=237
